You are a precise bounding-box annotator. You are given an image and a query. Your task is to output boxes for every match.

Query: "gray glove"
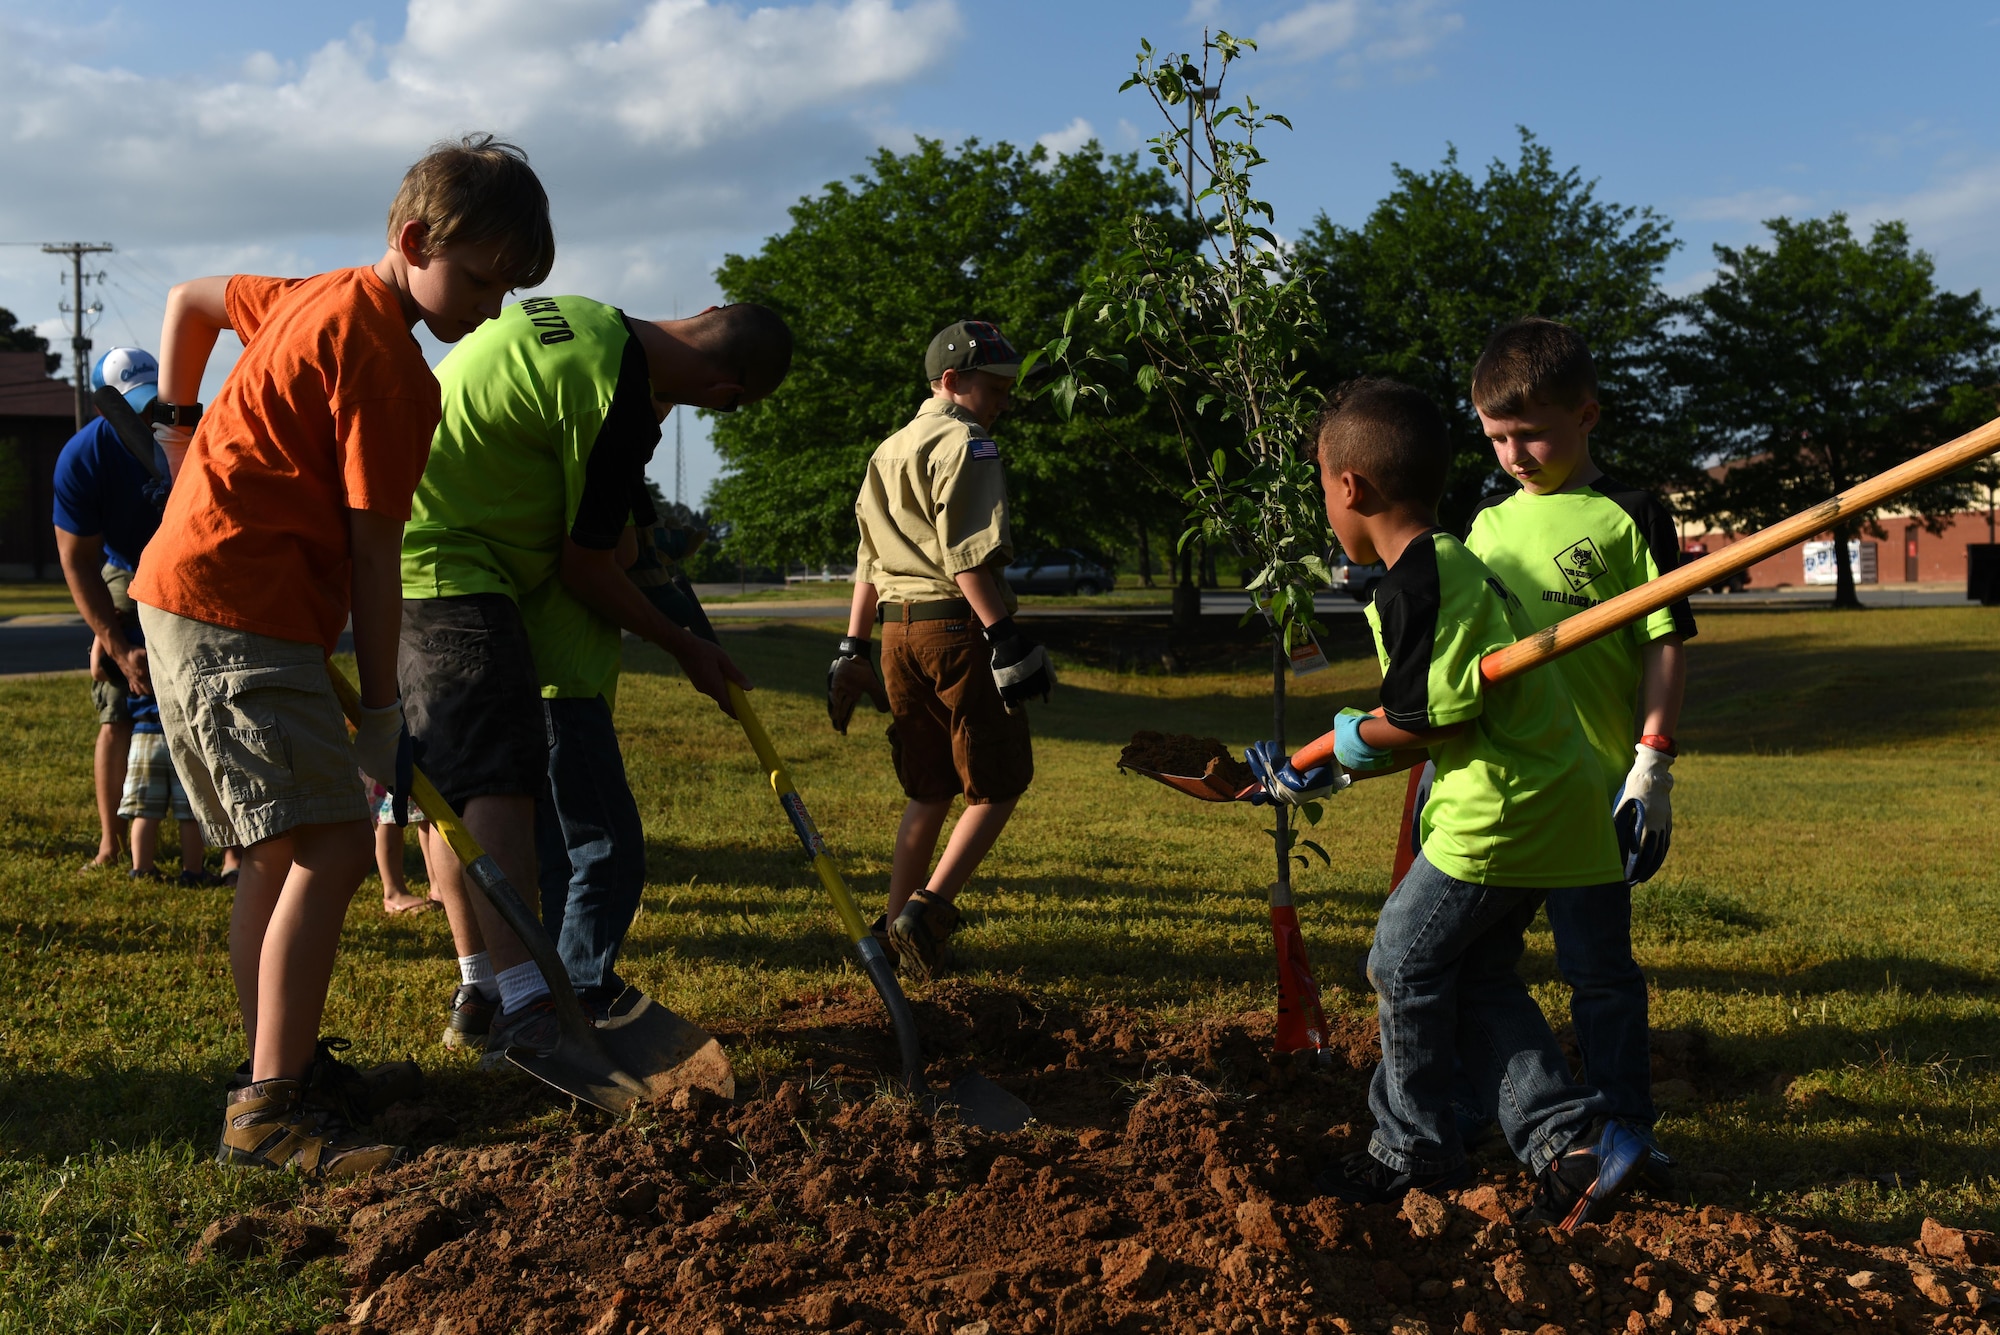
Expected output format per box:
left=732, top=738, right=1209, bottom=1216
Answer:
left=983, top=616, right=1055, bottom=711
left=351, top=697, right=406, bottom=789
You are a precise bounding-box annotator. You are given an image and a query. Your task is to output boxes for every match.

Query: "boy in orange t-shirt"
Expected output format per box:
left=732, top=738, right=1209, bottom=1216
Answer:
left=132, top=134, right=554, bottom=1178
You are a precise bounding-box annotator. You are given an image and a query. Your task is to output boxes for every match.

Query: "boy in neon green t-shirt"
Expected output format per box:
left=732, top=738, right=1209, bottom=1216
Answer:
left=1249, top=379, right=1641, bottom=1227
left=1460, top=318, right=1692, bottom=1182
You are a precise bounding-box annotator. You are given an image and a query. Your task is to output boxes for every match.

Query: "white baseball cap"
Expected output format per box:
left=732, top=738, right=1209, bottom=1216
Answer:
left=91, top=347, right=160, bottom=411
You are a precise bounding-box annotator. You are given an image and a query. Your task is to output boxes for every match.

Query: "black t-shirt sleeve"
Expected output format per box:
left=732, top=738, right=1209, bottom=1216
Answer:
left=629, top=481, right=658, bottom=530
left=1600, top=476, right=1697, bottom=640
left=1375, top=536, right=1443, bottom=730
left=570, top=321, right=663, bottom=550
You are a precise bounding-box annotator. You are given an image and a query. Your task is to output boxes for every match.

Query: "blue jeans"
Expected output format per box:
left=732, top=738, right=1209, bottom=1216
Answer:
left=535, top=695, right=645, bottom=1000
left=1452, top=883, right=1656, bottom=1135
left=1367, top=854, right=1613, bottom=1177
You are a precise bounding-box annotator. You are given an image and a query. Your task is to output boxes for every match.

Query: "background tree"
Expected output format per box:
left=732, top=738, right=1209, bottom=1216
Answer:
left=1673, top=214, right=2000, bottom=608
left=709, top=138, right=1188, bottom=573
left=0, top=309, right=58, bottom=375
left=1295, top=130, right=1684, bottom=529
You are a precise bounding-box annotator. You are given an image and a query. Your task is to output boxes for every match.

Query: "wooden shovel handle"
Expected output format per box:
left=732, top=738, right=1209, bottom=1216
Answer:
left=1479, top=413, right=2000, bottom=685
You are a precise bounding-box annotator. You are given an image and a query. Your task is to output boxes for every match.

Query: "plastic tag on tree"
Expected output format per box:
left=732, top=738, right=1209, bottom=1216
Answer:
left=1288, top=635, right=1329, bottom=676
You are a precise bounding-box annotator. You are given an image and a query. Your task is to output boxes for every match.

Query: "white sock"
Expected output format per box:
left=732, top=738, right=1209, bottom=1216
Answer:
left=495, top=960, right=551, bottom=1014
left=458, top=952, right=498, bottom=1001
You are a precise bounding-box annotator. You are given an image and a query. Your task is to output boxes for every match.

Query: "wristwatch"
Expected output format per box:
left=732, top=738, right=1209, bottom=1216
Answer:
left=149, top=400, right=203, bottom=428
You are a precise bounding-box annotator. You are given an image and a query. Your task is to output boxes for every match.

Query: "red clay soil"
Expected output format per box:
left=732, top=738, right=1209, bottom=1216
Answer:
left=209, top=984, right=2000, bottom=1335
left=1120, top=731, right=1255, bottom=791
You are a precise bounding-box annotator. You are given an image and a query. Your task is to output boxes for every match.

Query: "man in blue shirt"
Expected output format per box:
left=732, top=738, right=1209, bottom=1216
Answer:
left=51, top=347, right=168, bottom=869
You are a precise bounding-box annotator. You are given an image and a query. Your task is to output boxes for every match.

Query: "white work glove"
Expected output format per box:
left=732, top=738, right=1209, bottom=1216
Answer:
left=351, top=697, right=406, bottom=790
left=1612, top=742, right=1675, bottom=883
left=153, top=423, right=193, bottom=482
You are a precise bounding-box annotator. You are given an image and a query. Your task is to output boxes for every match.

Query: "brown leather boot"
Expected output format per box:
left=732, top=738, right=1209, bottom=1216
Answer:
left=888, top=889, right=960, bottom=982
left=217, top=1078, right=404, bottom=1179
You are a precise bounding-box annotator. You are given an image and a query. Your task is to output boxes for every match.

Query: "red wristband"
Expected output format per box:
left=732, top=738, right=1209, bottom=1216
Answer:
left=1639, top=734, right=1677, bottom=756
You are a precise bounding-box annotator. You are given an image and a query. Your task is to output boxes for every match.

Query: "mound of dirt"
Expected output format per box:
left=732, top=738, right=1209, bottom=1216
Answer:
left=1120, top=731, right=1254, bottom=790
left=268, top=985, right=2000, bottom=1335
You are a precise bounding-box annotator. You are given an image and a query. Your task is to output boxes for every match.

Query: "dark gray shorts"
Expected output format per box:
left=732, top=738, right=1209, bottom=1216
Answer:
left=398, top=594, right=547, bottom=814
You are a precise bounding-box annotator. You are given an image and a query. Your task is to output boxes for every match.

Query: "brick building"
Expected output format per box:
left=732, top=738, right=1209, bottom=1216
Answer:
left=1679, top=501, right=1999, bottom=588
left=0, top=351, right=83, bottom=580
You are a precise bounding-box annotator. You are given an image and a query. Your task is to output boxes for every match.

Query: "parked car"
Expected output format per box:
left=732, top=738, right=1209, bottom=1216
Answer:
left=1331, top=551, right=1388, bottom=603
left=1002, top=548, right=1113, bottom=596
left=1681, top=545, right=1750, bottom=594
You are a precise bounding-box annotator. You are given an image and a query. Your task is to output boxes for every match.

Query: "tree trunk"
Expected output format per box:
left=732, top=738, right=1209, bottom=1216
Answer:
left=1137, top=526, right=1154, bottom=588
left=1831, top=527, right=1862, bottom=610
left=1172, top=543, right=1200, bottom=631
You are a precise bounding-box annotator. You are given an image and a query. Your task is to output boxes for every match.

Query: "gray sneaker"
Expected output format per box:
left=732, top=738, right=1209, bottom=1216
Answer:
left=478, top=996, right=561, bottom=1071
left=888, top=890, right=960, bottom=982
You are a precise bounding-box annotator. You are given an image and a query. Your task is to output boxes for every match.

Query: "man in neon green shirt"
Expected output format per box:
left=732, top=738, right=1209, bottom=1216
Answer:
left=398, top=295, right=790, bottom=1060
left=1461, top=317, right=1692, bottom=1185
left=1249, top=378, right=1642, bottom=1226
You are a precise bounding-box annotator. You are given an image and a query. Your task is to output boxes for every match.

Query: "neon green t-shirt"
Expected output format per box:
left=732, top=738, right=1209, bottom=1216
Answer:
left=1363, top=532, right=1623, bottom=888
left=402, top=296, right=662, bottom=699
left=1465, top=475, right=1696, bottom=799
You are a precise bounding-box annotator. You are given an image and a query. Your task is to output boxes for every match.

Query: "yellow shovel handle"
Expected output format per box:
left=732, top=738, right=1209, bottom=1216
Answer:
left=322, top=661, right=483, bottom=869
left=727, top=683, right=871, bottom=945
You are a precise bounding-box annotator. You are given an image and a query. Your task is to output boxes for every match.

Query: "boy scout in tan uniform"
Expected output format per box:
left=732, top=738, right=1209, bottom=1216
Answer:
left=828, top=321, right=1053, bottom=978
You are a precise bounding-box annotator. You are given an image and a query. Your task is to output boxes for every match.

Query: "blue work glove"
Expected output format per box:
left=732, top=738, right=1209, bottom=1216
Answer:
left=1612, top=742, right=1675, bottom=883
left=1244, top=740, right=1344, bottom=807
left=1333, top=707, right=1394, bottom=772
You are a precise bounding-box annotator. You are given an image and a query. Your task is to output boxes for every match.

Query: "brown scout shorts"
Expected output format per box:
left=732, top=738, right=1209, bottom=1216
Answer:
left=881, top=616, right=1032, bottom=804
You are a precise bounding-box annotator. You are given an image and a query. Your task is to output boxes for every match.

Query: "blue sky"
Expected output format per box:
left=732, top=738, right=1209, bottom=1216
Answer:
left=4, top=1, right=1998, bottom=503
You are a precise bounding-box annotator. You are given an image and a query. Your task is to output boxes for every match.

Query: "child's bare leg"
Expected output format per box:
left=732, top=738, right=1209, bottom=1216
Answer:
left=433, top=796, right=537, bottom=968
left=231, top=836, right=294, bottom=1049
left=92, top=722, right=131, bottom=866
left=177, top=818, right=206, bottom=872
left=376, top=821, right=428, bottom=913
left=251, top=819, right=373, bottom=1081
left=130, top=814, right=161, bottom=873
left=889, top=798, right=952, bottom=918
left=926, top=796, right=1019, bottom=902
left=427, top=833, right=490, bottom=959
left=416, top=823, right=445, bottom=902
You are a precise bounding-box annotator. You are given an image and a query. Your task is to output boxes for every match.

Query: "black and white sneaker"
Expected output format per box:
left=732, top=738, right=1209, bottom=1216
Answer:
left=1526, top=1120, right=1645, bottom=1229
left=442, top=984, right=497, bottom=1052
left=1313, top=1150, right=1471, bottom=1206
left=478, top=995, right=561, bottom=1070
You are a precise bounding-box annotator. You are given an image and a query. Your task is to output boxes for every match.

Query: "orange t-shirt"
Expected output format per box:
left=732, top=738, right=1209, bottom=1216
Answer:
left=133, top=266, right=440, bottom=651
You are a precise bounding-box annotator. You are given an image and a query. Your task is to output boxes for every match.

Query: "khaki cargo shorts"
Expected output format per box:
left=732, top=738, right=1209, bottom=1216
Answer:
left=137, top=605, right=369, bottom=847
left=881, top=618, right=1033, bottom=804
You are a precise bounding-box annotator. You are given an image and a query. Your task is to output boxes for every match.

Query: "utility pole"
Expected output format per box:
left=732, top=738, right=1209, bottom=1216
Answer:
left=44, top=242, right=113, bottom=429
left=672, top=297, right=685, bottom=508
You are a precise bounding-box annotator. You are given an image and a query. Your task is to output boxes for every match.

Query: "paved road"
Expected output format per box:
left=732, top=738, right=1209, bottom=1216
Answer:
left=0, top=616, right=354, bottom=679
left=4, top=585, right=1984, bottom=676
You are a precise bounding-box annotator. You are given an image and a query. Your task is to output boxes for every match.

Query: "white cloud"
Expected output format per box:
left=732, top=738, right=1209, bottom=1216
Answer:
left=1680, top=187, right=1816, bottom=224
left=0, top=0, right=964, bottom=504
left=1037, top=117, right=1096, bottom=158
left=1852, top=159, right=2000, bottom=294
left=1254, top=0, right=1461, bottom=69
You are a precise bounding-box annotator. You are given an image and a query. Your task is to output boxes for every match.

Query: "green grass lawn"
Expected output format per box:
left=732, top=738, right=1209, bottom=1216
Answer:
left=3, top=606, right=1999, bottom=1330
left=0, top=582, right=79, bottom=619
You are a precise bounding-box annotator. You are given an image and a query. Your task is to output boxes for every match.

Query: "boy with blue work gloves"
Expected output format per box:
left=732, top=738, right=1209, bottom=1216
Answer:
left=1458, top=319, right=1693, bottom=1187
left=1248, top=378, right=1643, bottom=1227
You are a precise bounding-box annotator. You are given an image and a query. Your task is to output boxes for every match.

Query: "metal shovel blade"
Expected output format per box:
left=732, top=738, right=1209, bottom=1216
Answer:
left=1119, top=762, right=1261, bottom=803
left=946, top=1072, right=1032, bottom=1133
left=594, top=986, right=736, bottom=1102
left=507, top=1042, right=647, bottom=1117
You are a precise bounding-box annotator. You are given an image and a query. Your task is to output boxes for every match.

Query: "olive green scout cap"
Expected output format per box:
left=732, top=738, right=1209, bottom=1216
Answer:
left=925, top=320, right=1021, bottom=381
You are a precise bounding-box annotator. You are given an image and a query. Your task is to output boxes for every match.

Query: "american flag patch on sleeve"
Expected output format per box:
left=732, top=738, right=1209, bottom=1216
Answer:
left=967, top=437, right=1001, bottom=461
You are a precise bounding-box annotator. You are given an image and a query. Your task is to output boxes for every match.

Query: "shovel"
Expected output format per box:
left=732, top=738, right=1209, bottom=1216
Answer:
left=1117, top=760, right=1262, bottom=803
left=727, top=683, right=1031, bottom=1133
left=326, top=662, right=733, bottom=1115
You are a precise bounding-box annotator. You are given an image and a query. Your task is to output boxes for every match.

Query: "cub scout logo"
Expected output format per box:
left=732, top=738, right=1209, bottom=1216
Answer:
left=1553, top=537, right=1608, bottom=594
left=967, top=437, right=1001, bottom=461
